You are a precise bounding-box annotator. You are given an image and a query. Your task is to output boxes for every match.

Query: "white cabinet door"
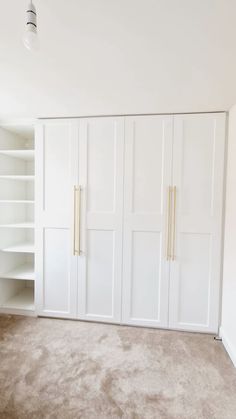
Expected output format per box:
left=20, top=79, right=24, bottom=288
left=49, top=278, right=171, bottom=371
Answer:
left=122, top=116, right=173, bottom=328
left=169, top=113, right=225, bottom=333
left=35, top=120, right=78, bottom=318
left=77, top=117, right=124, bottom=323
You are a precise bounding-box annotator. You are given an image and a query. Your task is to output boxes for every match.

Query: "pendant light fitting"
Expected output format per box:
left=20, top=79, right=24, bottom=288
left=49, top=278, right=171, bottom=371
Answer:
left=23, top=0, right=39, bottom=52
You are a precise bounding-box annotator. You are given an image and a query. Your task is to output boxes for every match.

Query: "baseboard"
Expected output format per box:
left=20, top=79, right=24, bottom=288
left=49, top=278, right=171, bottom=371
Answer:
left=220, top=327, right=236, bottom=367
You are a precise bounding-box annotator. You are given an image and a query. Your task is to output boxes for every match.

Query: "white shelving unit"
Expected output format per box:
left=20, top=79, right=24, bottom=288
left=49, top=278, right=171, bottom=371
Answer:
left=0, top=124, right=35, bottom=315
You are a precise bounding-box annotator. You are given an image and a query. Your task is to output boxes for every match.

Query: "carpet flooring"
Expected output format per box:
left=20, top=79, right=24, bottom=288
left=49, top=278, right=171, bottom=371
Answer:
left=0, top=315, right=236, bottom=419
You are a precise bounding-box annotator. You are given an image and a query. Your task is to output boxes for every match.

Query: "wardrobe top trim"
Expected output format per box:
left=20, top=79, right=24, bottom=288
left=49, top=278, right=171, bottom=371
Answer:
left=39, top=111, right=227, bottom=121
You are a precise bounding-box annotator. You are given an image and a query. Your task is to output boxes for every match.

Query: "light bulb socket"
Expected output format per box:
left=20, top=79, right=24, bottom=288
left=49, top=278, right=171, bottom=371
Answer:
left=26, top=2, right=37, bottom=31
left=23, top=1, right=39, bottom=51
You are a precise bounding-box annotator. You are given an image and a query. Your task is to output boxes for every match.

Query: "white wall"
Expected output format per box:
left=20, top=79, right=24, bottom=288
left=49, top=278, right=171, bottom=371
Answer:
left=221, top=104, right=236, bottom=367
left=1, top=1, right=236, bottom=118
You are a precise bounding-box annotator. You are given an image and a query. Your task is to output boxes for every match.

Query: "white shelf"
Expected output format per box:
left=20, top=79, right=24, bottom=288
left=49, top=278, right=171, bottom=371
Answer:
left=1, top=263, right=34, bottom=281
left=0, top=200, right=34, bottom=204
left=0, top=150, right=34, bottom=161
left=0, top=175, right=34, bottom=181
left=0, top=222, right=34, bottom=229
left=1, top=242, right=35, bottom=254
left=2, top=288, right=34, bottom=311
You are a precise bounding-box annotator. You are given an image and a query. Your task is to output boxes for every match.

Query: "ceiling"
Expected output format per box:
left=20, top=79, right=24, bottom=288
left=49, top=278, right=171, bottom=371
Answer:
left=0, top=0, right=236, bottom=119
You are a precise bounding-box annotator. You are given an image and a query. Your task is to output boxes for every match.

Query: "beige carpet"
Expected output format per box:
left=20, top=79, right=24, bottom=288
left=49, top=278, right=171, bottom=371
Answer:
left=0, top=315, right=236, bottom=419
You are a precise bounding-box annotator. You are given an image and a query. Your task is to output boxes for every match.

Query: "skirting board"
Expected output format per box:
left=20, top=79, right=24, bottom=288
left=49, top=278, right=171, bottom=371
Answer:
left=220, top=327, right=236, bottom=367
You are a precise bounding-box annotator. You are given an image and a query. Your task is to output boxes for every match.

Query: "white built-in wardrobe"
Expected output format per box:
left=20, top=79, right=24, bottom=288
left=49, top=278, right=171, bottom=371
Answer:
left=35, top=112, right=226, bottom=333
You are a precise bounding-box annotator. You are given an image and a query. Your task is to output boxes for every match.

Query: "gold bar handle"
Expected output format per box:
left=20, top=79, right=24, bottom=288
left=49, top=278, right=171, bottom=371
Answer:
left=166, top=186, right=172, bottom=260
left=172, top=186, right=177, bottom=261
left=73, top=185, right=81, bottom=256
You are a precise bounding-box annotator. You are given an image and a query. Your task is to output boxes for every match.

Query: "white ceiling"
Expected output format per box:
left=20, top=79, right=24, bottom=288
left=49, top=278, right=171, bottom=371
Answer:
left=0, top=0, right=236, bottom=119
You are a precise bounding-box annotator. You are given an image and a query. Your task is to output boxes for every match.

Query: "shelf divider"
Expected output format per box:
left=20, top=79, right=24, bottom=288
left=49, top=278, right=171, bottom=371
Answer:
left=0, top=175, right=34, bottom=181
left=0, top=150, right=34, bottom=161
left=1, top=242, right=35, bottom=254
left=0, top=200, right=34, bottom=204
left=0, top=222, right=34, bottom=229
left=1, top=263, right=34, bottom=281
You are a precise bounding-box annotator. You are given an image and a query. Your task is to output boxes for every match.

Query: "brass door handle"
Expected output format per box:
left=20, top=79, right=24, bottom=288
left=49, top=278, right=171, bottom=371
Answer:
left=171, top=186, right=177, bottom=261
left=166, top=186, right=172, bottom=260
left=73, top=185, right=81, bottom=256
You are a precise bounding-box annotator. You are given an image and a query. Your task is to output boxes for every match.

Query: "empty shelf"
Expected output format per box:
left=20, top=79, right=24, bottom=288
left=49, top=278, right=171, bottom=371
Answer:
left=2, top=288, right=34, bottom=311
left=1, top=263, right=34, bottom=281
left=0, top=176, right=34, bottom=181
left=0, top=222, right=34, bottom=229
left=0, top=200, right=34, bottom=204
left=1, top=242, right=35, bottom=253
left=0, top=150, right=34, bottom=161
